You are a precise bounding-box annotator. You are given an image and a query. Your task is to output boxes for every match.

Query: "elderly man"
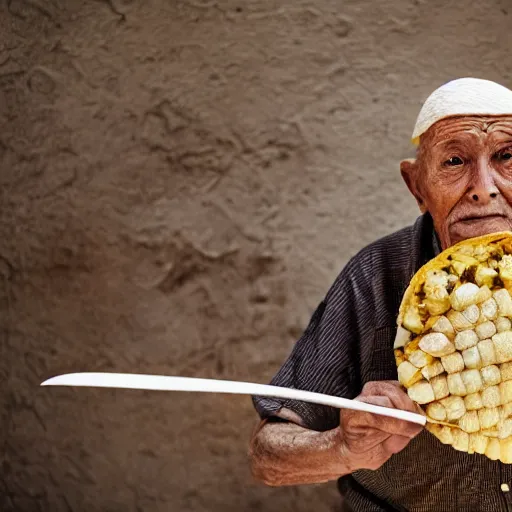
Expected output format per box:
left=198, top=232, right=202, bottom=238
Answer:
left=248, top=77, right=512, bottom=511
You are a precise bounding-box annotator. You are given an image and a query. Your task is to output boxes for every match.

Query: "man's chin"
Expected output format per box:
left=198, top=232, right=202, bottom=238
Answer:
left=449, top=217, right=512, bottom=245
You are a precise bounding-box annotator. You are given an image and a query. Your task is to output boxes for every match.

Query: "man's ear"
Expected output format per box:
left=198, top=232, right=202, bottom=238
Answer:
left=400, top=158, right=427, bottom=213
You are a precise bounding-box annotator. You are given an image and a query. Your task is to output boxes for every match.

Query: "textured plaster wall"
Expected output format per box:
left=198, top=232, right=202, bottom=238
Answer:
left=1, top=1, right=512, bottom=511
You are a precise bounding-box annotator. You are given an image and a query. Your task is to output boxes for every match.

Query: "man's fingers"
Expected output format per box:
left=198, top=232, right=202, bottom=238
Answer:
left=348, top=396, right=423, bottom=438
left=356, top=395, right=394, bottom=411
left=360, top=380, right=424, bottom=415
left=382, top=434, right=414, bottom=454
left=362, top=380, right=401, bottom=390
left=340, top=383, right=424, bottom=465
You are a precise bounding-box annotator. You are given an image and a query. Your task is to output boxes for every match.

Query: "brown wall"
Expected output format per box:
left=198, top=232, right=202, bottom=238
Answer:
left=1, top=1, right=511, bottom=510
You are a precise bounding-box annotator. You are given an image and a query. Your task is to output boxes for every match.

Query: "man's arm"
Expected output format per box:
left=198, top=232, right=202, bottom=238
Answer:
left=249, top=419, right=349, bottom=486
left=249, top=381, right=424, bottom=487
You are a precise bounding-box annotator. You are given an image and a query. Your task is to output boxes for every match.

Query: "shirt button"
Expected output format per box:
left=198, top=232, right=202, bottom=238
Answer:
left=501, top=484, right=510, bottom=492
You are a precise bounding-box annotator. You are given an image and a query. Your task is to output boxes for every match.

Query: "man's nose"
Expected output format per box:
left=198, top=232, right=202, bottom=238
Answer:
left=468, top=157, right=499, bottom=204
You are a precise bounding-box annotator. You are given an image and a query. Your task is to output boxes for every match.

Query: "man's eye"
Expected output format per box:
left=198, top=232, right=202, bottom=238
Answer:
left=444, top=156, right=464, bottom=166
left=499, top=150, right=512, bottom=161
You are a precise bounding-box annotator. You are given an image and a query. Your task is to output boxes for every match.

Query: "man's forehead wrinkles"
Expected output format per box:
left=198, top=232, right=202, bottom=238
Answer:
left=425, top=133, right=512, bottom=156
left=437, top=121, right=495, bottom=135
left=489, top=123, right=512, bottom=136
left=426, top=119, right=512, bottom=148
left=429, top=125, right=483, bottom=143
left=432, top=116, right=512, bottom=133
left=432, top=139, right=467, bottom=149
left=430, top=130, right=480, bottom=148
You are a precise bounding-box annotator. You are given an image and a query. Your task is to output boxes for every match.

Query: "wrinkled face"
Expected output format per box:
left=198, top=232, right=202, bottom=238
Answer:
left=401, top=116, right=512, bottom=250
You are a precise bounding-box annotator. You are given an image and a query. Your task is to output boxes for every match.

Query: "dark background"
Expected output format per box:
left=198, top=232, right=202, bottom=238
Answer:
left=1, top=0, right=512, bottom=510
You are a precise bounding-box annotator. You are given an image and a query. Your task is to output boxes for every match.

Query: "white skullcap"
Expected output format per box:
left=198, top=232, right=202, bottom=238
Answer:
left=411, top=77, right=512, bottom=145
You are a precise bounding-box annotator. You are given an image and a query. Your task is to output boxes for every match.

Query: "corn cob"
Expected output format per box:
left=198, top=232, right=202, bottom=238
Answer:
left=395, top=231, right=512, bottom=462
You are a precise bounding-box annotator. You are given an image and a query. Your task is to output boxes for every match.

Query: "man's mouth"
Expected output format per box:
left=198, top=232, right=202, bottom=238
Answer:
left=454, top=214, right=507, bottom=224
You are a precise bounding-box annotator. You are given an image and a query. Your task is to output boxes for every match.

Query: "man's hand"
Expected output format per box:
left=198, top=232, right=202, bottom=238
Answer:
left=337, top=380, right=424, bottom=472
left=249, top=380, right=424, bottom=487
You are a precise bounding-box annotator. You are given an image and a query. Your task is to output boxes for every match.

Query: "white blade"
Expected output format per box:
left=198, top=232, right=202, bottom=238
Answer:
left=41, top=372, right=426, bottom=426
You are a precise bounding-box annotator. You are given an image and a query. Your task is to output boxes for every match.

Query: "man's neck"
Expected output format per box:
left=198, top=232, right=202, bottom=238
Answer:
left=432, top=229, right=442, bottom=256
